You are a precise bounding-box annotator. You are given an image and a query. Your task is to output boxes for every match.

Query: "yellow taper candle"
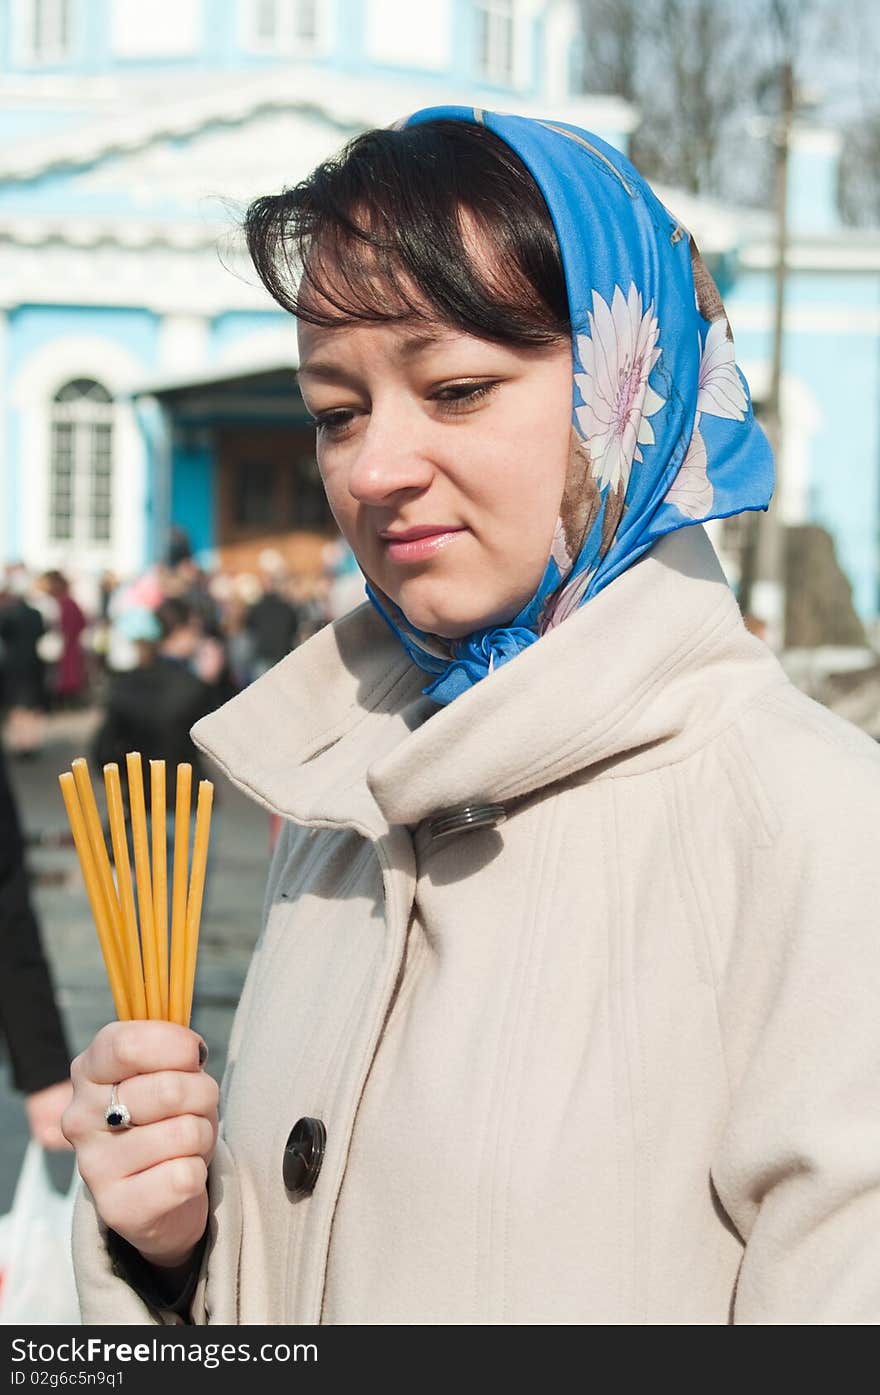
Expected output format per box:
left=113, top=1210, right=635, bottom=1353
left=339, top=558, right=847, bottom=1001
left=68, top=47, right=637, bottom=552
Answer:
left=58, top=772, right=130, bottom=1020
left=150, top=760, right=169, bottom=1019
left=104, top=762, right=147, bottom=1019
left=182, top=779, right=213, bottom=1029
left=168, top=762, right=192, bottom=1026
left=126, top=753, right=162, bottom=1020
left=71, top=757, right=125, bottom=976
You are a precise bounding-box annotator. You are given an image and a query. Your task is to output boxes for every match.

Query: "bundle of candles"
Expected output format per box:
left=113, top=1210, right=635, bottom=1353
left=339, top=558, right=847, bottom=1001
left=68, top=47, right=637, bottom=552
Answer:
left=58, top=754, right=213, bottom=1026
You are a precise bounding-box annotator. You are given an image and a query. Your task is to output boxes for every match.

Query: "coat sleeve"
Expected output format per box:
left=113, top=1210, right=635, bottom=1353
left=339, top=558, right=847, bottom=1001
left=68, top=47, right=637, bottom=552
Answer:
left=710, top=737, right=880, bottom=1324
left=0, top=748, right=71, bottom=1093
left=71, top=1135, right=242, bottom=1325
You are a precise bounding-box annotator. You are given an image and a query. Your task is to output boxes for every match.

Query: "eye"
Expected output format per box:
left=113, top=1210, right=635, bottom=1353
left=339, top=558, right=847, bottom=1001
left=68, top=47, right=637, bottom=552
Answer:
left=314, top=409, right=355, bottom=438
left=432, top=380, right=500, bottom=413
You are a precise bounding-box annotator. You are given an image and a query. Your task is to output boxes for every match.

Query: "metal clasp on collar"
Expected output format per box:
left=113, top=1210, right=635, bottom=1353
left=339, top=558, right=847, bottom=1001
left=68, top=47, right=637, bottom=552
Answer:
left=426, top=803, right=507, bottom=843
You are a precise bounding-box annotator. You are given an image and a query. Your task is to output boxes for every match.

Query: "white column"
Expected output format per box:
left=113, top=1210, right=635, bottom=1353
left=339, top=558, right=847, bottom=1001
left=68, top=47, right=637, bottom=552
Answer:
left=157, top=313, right=209, bottom=378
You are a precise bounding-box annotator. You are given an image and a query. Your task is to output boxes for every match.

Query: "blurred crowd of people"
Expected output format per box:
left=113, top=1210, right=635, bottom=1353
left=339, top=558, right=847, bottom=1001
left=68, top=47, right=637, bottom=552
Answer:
left=0, top=529, right=366, bottom=759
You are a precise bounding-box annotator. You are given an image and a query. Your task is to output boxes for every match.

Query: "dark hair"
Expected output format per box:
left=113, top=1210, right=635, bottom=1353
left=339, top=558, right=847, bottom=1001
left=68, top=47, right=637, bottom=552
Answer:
left=156, top=597, right=194, bottom=639
left=244, top=120, right=570, bottom=347
left=42, top=569, right=68, bottom=594
left=166, top=525, right=193, bottom=568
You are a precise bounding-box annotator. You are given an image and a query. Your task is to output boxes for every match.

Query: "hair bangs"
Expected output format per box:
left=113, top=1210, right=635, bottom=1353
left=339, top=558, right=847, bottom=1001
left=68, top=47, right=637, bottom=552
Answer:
left=244, top=121, right=571, bottom=346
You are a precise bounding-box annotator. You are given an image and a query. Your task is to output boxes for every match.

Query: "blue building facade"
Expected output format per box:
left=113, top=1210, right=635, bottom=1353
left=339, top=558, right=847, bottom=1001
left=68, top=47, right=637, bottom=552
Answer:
left=0, top=0, right=878, bottom=635
left=0, top=0, right=635, bottom=589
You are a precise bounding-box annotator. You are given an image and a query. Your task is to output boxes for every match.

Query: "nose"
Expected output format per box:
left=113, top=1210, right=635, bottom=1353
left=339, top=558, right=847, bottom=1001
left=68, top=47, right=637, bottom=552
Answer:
left=346, top=404, right=434, bottom=505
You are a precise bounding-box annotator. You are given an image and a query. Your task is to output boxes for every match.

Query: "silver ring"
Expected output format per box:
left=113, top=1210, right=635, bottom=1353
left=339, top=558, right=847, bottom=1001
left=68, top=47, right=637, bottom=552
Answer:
left=105, top=1082, right=132, bottom=1130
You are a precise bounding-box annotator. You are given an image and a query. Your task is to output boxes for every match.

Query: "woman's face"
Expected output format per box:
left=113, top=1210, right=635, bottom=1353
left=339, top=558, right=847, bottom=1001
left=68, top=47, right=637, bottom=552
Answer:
left=296, top=314, right=572, bottom=639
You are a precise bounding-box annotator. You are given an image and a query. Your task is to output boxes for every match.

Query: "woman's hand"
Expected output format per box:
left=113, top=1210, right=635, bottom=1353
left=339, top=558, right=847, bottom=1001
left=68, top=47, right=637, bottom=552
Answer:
left=61, top=1021, right=218, bottom=1270
left=25, top=1079, right=74, bottom=1150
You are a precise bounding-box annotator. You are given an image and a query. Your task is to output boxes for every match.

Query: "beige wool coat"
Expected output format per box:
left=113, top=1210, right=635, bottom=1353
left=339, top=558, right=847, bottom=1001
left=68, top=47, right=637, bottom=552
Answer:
left=73, top=524, right=880, bottom=1324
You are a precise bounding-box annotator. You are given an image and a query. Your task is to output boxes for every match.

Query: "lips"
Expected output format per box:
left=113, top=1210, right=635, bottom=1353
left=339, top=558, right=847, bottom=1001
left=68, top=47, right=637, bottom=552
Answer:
left=381, top=526, right=461, bottom=542
left=380, top=525, right=466, bottom=563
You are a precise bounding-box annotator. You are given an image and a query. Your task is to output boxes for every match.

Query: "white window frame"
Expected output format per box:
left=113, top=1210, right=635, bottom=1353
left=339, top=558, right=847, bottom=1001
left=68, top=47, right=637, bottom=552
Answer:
left=12, top=0, right=74, bottom=66
left=475, top=0, right=515, bottom=85
left=243, top=0, right=327, bottom=55
left=12, top=335, right=147, bottom=578
left=49, top=380, right=115, bottom=549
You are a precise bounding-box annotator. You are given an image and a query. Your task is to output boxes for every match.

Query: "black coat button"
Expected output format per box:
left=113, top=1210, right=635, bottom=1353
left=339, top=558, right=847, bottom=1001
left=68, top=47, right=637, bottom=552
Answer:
left=283, top=1117, right=326, bottom=1198
left=427, top=803, right=507, bottom=842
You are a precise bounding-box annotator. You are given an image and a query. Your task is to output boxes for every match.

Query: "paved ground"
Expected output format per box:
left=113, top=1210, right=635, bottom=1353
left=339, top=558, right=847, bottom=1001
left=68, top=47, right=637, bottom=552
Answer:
left=1, top=708, right=270, bottom=1211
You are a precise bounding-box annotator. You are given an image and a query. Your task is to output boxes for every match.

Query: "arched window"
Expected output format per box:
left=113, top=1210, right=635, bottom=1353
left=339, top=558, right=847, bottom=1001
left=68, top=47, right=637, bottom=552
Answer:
left=49, top=378, right=114, bottom=545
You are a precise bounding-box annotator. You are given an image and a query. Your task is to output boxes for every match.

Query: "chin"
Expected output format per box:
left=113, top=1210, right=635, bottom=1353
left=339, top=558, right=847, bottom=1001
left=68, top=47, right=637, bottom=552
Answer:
left=396, top=607, right=474, bottom=640
left=395, top=590, right=514, bottom=641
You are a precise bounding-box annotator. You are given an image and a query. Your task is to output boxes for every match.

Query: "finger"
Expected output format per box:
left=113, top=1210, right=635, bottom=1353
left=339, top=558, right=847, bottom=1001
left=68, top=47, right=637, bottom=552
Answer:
left=97, top=1157, right=209, bottom=1241
left=74, top=1021, right=206, bottom=1087
left=78, top=1113, right=216, bottom=1188
left=111, top=1070, right=218, bottom=1130
left=70, top=1070, right=218, bottom=1134
left=35, top=1122, right=74, bottom=1152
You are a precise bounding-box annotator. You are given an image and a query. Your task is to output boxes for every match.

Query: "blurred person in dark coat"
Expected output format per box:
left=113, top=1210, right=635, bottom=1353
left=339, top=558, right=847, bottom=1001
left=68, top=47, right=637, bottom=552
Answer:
left=244, top=580, right=301, bottom=680
left=0, top=744, right=72, bottom=1148
left=93, top=600, right=226, bottom=809
left=0, top=567, right=48, bottom=757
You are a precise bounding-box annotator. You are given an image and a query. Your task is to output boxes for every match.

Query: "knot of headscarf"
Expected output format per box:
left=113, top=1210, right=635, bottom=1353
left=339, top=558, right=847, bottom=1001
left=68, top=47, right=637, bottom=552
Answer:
left=430, top=625, right=539, bottom=703
left=364, top=106, right=774, bottom=706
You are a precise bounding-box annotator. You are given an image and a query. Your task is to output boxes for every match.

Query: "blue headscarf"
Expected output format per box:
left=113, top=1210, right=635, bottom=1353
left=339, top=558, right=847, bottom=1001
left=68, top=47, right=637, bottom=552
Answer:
left=364, top=106, right=774, bottom=706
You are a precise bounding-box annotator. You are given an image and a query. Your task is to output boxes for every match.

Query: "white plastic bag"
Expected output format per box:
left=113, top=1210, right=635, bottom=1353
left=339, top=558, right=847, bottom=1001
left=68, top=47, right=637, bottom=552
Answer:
left=0, top=1142, right=81, bottom=1325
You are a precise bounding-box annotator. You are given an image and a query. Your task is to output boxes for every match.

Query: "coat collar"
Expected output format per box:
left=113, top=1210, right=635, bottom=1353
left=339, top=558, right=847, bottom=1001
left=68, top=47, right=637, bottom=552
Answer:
left=191, top=525, right=786, bottom=840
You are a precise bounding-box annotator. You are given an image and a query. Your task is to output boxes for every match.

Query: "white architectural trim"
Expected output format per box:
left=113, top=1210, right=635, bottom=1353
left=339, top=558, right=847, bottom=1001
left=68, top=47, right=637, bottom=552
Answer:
left=790, top=124, right=842, bottom=157
left=157, top=314, right=210, bottom=377
left=10, top=335, right=149, bottom=578
left=542, top=0, right=579, bottom=102
left=652, top=182, right=769, bottom=256
left=0, top=242, right=276, bottom=316
left=0, top=63, right=637, bottom=182
left=0, top=74, right=119, bottom=104
left=778, top=375, right=822, bottom=528
left=730, top=304, right=880, bottom=336
left=365, top=0, right=452, bottom=73
left=213, top=327, right=300, bottom=374
left=738, top=357, right=817, bottom=527
left=110, top=0, right=202, bottom=58
left=741, top=241, right=880, bottom=272
left=513, top=0, right=536, bottom=89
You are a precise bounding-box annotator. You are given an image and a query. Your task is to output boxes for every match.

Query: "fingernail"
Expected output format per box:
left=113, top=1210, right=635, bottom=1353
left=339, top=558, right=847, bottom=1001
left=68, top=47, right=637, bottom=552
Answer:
left=198, top=1039, right=209, bottom=1067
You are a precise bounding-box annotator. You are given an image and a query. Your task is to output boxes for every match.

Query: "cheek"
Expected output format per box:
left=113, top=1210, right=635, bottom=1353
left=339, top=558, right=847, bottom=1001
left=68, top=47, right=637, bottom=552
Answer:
left=317, top=458, right=352, bottom=529
left=481, top=413, right=569, bottom=540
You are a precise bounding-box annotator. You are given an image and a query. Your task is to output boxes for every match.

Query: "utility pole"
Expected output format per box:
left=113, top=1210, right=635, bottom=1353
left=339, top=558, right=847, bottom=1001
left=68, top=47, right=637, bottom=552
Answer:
left=738, top=59, right=795, bottom=650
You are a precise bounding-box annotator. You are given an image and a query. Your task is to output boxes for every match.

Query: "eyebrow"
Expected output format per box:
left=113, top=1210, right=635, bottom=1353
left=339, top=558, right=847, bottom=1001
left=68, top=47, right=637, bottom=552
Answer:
left=297, top=329, right=457, bottom=383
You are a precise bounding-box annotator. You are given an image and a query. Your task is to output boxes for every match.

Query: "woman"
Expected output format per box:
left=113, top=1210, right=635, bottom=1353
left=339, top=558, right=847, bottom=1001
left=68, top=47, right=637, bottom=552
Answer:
left=65, top=109, right=880, bottom=1324
left=40, top=570, right=89, bottom=708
